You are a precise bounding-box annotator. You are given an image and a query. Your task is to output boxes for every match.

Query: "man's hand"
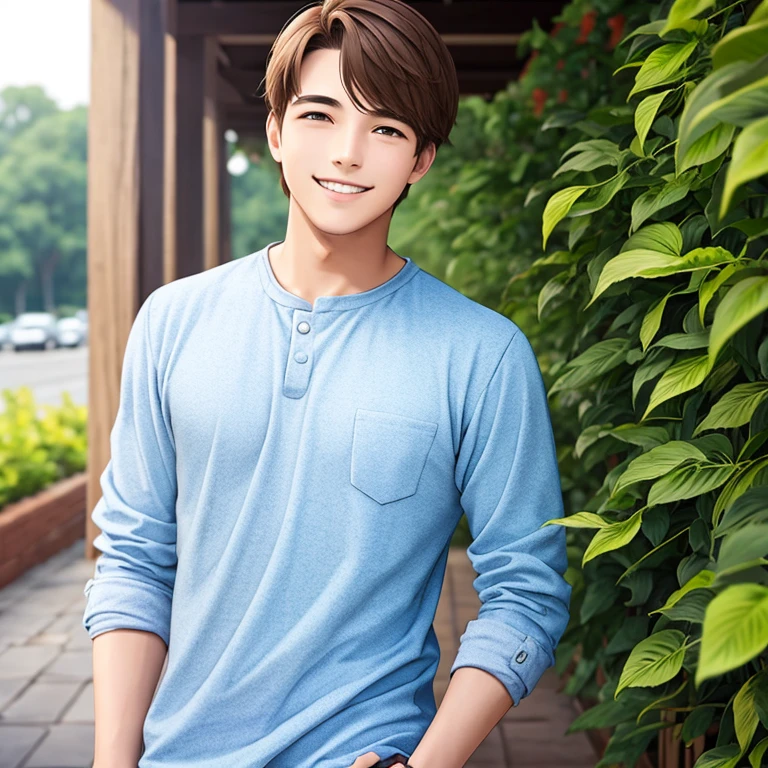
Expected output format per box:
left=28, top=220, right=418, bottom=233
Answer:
left=348, top=751, right=406, bottom=768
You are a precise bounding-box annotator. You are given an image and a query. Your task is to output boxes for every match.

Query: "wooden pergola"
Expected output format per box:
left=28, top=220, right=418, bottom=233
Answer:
left=85, top=0, right=565, bottom=557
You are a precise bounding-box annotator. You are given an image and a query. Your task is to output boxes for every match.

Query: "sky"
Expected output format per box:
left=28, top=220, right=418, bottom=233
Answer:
left=0, top=0, right=90, bottom=110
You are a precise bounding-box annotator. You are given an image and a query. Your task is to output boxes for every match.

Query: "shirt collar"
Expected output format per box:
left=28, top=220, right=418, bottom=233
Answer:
left=255, top=240, right=420, bottom=312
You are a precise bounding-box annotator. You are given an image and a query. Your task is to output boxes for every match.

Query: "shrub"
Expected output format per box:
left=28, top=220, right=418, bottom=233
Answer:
left=0, top=386, right=87, bottom=510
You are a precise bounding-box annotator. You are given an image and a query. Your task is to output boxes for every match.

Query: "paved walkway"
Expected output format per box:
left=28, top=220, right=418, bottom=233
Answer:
left=0, top=541, right=596, bottom=768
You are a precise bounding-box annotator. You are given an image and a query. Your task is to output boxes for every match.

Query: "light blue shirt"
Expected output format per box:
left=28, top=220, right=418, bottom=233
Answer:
left=83, top=240, right=572, bottom=768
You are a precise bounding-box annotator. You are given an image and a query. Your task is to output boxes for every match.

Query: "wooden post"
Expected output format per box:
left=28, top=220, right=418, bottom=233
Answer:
left=173, top=35, right=206, bottom=278
left=86, top=0, right=166, bottom=559
left=219, top=120, right=233, bottom=264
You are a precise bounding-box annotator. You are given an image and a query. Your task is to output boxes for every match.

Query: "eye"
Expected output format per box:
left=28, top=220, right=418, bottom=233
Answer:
left=299, top=112, right=404, bottom=138
left=299, top=111, right=331, bottom=122
left=375, top=126, right=405, bottom=138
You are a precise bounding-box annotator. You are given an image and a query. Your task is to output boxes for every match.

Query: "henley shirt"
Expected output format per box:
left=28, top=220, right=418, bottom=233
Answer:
left=82, top=239, right=572, bottom=768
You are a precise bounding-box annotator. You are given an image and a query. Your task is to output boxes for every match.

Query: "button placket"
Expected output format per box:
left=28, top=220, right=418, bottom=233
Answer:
left=283, top=310, right=315, bottom=399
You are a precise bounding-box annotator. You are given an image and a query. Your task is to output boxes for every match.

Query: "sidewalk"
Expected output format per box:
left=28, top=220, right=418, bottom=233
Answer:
left=0, top=541, right=596, bottom=768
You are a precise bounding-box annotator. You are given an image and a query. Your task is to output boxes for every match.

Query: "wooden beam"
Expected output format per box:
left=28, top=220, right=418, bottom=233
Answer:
left=164, top=29, right=177, bottom=283
left=87, top=0, right=166, bottom=560
left=217, top=33, right=522, bottom=46
left=218, top=63, right=523, bottom=106
left=177, top=2, right=566, bottom=37
left=219, top=124, right=232, bottom=264
left=203, top=37, right=221, bottom=270
left=174, top=35, right=206, bottom=278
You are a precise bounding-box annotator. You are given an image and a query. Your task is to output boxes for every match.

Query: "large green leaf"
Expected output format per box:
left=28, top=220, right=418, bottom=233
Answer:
left=715, top=522, right=768, bottom=574
left=709, top=276, right=768, bottom=367
left=616, top=19, right=667, bottom=47
left=712, top=21, right=768, bottom=68
left=621, top=221, right=683, bottom=256
left=615, top=628, right=688, bottom=698
left=696, top=583, right=768, bottom=684
left=721, top=114, right=768, bottom=217
left=698, top=262, right=745, bottom=326
left=542, top=185, right=588, bottom=248
left=733, top=670, right=767, bottom=753
left=611, top=441, right=707, bottom=498
left=554, top=140, right=624, bottom=177
left=715, top=486, right=768, bottom=537
left=549, top=338, right=629, bottom=394
left=647, top=462, right=735, bottom=505
left=569, top=170, right=630, bottom=217
left=713, top=456, right=768, bottom=527
left=749, top=736, right=768, bottom=768
left=651, top=330, right=710, bottom=349
left=676, top=54, right=768, bottom=173
left=694, top=382, right=768, bottom=435
left=641, top=293, right=674, bottom=351
left=678, top=121, right=736, bottom=174
left=659, top=0, right=716, bottom=36
left=693, top=745, right=744, bottom=768
left=650, top=569, right=716, bottom=615
left=583, top=509, right=644, bottom=565
left=629, top=40, right=699, bottom=99
left=635, top=89, right=674, bottom=153
left=643, top=354, right=713, bottom=420
left=631, top=172, right=697, bottom=233
left=541, top=511, right=611, bottom=529
left=588, top=246, right=733, bottom=308
left=607, top=424, right=670, bottom=450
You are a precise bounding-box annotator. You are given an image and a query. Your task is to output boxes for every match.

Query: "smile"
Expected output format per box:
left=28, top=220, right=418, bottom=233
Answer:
left=314, top=177, right=372, bottom=195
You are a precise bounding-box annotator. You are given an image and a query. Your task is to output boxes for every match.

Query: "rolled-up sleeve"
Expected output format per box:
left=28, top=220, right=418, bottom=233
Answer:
left=82, top=289, right=178, bottom=648
left=450, top=328, right=572, bottom=707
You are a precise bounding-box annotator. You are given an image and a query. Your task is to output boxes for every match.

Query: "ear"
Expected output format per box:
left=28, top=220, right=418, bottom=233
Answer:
left=407, top=141, right=437, bottom=186
left=266, top=110, right=282, bottom=163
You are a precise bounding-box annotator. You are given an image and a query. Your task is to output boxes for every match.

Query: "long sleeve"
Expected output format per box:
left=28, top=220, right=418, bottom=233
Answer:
left=82, top=289, right=178, bottom=648
left=450, top=328, right=572, bottom=707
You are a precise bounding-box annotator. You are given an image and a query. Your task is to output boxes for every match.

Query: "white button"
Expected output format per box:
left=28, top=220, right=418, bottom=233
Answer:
left=297, top=321, right=311, bottom=334
left=294, top=352, right=308, bottom=363
left=515, top=651, right=527, bottom=663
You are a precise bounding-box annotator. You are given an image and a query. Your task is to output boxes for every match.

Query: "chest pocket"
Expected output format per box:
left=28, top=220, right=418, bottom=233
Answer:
left=350, top=408, right=438, bottom=505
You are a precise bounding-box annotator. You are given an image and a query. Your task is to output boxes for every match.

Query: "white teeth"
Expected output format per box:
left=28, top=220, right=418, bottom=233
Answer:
left=317, top=179, right=368, bottom=194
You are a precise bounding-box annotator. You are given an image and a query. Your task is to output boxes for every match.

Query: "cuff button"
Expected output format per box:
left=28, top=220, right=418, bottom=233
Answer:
left=515, top=651, right=528, bottom=663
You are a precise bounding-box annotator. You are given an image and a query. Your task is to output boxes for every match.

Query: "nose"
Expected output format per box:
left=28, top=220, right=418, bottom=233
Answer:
left=331, top=127, right=365, bottom=170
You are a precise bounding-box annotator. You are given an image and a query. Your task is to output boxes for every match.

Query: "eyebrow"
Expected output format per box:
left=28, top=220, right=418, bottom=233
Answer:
left=290, top=94, right=406, bottom=125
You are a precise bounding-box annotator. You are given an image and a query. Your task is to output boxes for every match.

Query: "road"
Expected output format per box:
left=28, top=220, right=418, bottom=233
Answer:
left=0, top=344, right=88, bottom=416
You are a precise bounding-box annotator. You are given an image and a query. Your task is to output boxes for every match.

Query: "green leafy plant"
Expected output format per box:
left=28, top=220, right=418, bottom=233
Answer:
left=536, top=1, right=768, bottom=765
left=0, top=386, right=87, bottom=510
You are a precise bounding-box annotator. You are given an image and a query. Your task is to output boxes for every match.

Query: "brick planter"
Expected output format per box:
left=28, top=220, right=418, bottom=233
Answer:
left=0, top=472, right=87, bottom=588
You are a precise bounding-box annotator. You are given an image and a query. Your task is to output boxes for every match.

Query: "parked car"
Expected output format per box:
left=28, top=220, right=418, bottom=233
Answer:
left=9, top=312, right=60, bottom=351
left=0, top=321, right=13, bottom=350
left=55, top=316, right=87, bottom=348
left=75, top=309, right=88, bottom=343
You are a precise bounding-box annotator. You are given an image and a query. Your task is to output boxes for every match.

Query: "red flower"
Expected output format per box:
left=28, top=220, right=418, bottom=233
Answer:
left=607, top=14, right=626, bottom=49
left=556, top=58, right=566, bottom=71
left=532, top=87, right=548, bottom=117
left=576, top=10, right=597, bottom=43
left=557, top=88, right=568, bottom=103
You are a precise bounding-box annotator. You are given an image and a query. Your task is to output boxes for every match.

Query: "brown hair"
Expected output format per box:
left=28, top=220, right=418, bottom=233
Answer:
left=259, top=0, right=459, bottom=210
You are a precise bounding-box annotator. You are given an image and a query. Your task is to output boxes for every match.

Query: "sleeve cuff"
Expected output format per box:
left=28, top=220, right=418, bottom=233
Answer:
left=83, top=576, right=173, bottom=647
left=449, top=617, right=555, bottom=707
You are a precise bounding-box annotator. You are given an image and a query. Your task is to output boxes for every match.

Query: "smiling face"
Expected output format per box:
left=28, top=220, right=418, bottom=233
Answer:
left=266, top=47, right=436, bottom=237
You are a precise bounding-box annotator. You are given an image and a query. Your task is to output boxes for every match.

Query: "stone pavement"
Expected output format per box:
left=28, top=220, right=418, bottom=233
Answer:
left=0, top=540, right=597, bottom=768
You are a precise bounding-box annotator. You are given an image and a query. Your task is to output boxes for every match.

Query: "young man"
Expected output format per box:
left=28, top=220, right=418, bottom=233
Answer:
left=83, top=1, right=572, bottom=767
